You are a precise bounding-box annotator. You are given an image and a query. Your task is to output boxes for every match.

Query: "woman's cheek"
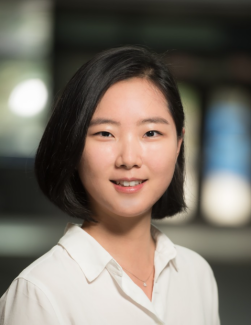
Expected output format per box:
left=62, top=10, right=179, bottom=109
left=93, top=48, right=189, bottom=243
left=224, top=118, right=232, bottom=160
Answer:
left=83, top=142, right=114, bottom=168
left=147, top=145, right=177, bottom=172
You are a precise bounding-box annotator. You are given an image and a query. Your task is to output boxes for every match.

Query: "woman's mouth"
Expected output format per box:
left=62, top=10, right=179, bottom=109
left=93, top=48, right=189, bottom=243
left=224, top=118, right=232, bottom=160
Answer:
left=110, top=179, right=147, bottom=193
left=111, top=180, right=145, bottom=187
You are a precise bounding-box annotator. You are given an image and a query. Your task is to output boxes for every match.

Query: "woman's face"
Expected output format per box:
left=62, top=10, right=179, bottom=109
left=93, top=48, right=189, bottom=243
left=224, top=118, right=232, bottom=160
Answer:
left=78, top=77, right=183, bottom=221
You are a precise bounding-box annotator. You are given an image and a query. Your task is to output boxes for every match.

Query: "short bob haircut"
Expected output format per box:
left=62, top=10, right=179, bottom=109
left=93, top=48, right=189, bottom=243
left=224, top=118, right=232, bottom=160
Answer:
left=35, top=45, right=186, bottom=223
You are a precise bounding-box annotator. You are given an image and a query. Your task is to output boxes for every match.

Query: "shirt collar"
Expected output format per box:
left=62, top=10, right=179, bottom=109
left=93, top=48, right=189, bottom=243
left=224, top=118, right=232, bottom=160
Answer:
left=58, top=223, right=178, bottom=283
left=151, top=224, right=179, bottom=274
left=58, top=223, right=114, bottom=282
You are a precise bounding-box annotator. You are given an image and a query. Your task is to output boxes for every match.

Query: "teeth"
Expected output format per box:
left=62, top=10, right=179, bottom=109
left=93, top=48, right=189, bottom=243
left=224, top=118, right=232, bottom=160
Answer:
left=115, top=180, right=143, bottom=187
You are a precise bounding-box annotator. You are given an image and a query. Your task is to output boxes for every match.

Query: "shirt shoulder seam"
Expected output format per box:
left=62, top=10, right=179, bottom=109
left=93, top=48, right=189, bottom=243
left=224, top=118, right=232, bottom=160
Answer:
left=12, top=277, right=61, bottom=325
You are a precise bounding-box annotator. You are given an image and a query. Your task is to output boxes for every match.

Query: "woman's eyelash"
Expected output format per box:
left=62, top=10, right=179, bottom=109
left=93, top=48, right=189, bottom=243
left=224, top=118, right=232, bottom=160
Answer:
left=96, top=131, right=113, bottom=137
left=94, top=130, right=162, bottom=137
left=145, top=130, right=162, bottom=137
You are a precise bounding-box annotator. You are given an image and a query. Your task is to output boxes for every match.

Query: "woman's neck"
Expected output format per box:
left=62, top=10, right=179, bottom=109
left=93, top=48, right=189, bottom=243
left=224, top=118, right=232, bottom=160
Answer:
left=81, top=214, right=156, bottom=275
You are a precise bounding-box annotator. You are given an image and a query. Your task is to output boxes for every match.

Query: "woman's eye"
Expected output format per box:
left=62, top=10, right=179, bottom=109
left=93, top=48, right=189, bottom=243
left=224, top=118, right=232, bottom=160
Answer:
left=145, top=130, right=161, bottom=137
left=97, top=131, right=113, bottom=137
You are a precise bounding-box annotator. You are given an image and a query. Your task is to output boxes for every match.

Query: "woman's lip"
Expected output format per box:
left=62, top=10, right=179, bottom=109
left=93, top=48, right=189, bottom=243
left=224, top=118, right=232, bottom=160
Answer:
left=110, top=178, right=146, bottom=182
left=111, top=180, right=147, bottom=194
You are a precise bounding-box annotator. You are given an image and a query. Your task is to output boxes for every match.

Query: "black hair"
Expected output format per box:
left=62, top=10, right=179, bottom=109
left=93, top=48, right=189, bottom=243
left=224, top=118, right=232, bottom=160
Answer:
left=35, top=45, right=186, bottom=222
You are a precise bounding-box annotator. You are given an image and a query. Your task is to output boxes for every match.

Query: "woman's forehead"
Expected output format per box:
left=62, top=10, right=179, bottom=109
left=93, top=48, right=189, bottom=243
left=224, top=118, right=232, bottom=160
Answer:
left=93, top=77, right=170, bottom=120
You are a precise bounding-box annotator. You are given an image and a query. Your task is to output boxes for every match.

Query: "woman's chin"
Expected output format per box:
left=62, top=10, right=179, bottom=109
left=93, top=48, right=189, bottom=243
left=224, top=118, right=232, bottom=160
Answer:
left=107, top=207, right=152, bottom=221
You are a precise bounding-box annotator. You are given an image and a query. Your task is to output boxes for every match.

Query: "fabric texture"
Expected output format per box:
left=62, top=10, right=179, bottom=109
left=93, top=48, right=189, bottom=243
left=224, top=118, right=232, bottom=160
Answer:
left=0, top=223, right=220, bottom=325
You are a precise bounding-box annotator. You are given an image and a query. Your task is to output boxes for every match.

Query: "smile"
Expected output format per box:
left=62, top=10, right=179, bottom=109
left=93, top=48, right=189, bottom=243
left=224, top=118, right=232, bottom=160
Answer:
left=110, top=179, right=147, bottom=193
left=113, top=180, right=144, bottom=187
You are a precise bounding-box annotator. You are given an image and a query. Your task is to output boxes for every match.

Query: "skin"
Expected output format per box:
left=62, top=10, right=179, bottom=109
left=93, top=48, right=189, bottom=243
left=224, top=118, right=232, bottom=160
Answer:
left=78, top=77, right=183, bottom=301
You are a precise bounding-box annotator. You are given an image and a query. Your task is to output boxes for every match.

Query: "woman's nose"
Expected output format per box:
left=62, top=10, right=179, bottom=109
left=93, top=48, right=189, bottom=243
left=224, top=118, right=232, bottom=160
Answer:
left=115, top=137, right=142, bottom=169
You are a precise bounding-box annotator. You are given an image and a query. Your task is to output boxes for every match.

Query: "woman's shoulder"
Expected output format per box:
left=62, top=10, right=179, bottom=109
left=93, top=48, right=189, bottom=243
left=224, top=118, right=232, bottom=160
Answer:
left=0, top=245, right=68, bottom=325
left=6, top=244, right=73, bottom=294
left=174, top=244, right=215, bottom=279
left=175, top=244, right=209, bottom=264
left=17, top=245, right=64, bottom=281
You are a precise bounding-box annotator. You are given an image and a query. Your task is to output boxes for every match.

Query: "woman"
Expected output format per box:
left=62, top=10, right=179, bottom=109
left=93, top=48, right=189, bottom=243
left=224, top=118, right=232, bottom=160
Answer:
left=0, top=46, right=220, bottom=324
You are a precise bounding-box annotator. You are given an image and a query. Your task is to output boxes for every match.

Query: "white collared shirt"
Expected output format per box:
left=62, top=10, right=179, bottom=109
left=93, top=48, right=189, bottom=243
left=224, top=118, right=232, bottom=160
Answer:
left=0, top=223, right=220, bottom=325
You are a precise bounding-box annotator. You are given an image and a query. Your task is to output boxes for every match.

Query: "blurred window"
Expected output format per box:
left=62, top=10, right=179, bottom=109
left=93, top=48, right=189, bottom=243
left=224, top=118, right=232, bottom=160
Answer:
left=0, top=0, right=52, bottom=164
left=201, top=88, right=251, bottom=226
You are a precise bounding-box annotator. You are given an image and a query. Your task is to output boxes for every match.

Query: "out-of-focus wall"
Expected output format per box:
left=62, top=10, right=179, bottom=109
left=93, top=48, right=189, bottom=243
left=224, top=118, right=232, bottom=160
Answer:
left=0, top=1, right=251, bottom=324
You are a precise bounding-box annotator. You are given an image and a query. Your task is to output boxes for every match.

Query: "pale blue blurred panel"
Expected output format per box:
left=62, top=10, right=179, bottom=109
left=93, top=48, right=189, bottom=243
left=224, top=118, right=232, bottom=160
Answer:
left=202, top=88, right=251, bottom=226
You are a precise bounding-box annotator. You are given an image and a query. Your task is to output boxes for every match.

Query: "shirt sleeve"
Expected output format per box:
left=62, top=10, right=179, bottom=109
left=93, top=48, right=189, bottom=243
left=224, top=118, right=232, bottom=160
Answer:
left=0, top=278, right=60, bottom=325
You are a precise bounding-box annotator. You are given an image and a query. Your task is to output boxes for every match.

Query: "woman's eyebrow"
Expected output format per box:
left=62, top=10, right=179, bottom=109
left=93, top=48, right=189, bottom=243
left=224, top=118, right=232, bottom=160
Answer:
left=89, top=117, right=169, bottom=127
left=138, top=117, right=169, bottom=125
left=89, top=118, right=121, bottom=126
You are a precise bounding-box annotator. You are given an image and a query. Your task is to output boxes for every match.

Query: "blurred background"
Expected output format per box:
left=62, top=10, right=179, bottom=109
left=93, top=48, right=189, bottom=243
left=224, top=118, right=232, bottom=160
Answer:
left=0, top=0, right=251, bottom=323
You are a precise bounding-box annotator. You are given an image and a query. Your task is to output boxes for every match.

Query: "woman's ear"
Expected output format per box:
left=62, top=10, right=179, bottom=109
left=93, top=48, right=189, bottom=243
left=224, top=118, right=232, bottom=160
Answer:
left=177, top=128, right=185, bottom=158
